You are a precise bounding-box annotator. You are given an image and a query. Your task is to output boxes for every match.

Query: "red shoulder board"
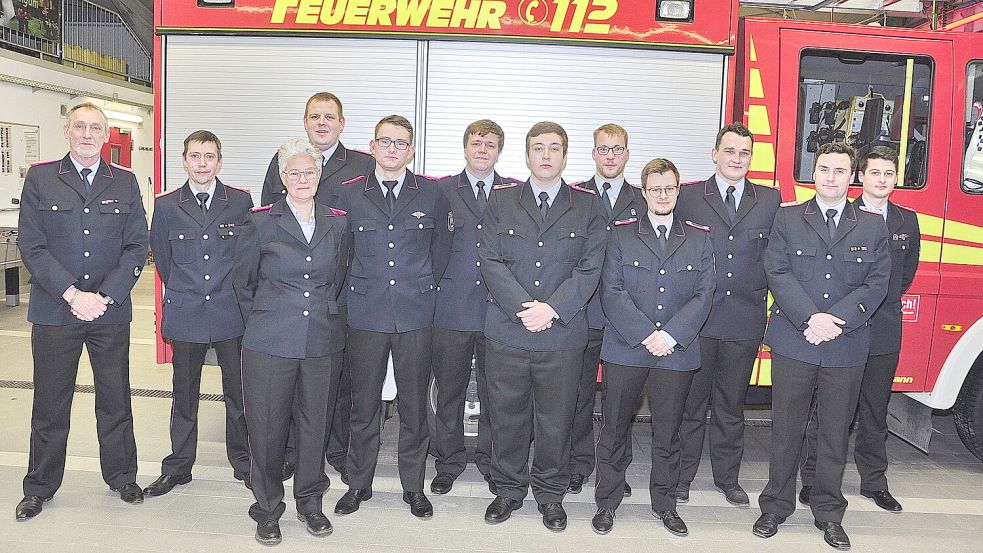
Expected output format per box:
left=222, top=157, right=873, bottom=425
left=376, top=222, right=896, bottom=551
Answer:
left=224, top=183, right=250, bottom=193
left=329, top=207, right=347, bottom=216
left=155, top=188, right=180, bottom=198
left=780, top=200, right=802, bottom=208
left=569, top=183, right=596, bottom=195
left=680, top=180, right=702, bottom=186
left=341, top=175, right=366, bottom=186
left=110, top=162, right=133, bottom=173
left=892, top=202, right=916, bottom=213
left=492, top=182, right=519, bottom=191
left=857, top=205, right=882, bottom=215
left=614, top=217, right=638, bottom=226
left=504, top=177, right=523, bottom=184
left=416, top=174, right=442, bottom=182
left=685, top=220, right=710, bottom=232
left=250, top=204, right=273, bottom=213
left=30, top=158, right=58, bottom=167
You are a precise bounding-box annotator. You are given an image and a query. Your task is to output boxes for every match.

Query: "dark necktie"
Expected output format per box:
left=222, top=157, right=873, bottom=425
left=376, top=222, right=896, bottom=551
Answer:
left=476, top=180, right=487, bottom=214
left=725, top=185, right=737, bottom=223
left=657, top=224, right=668, bottom=255
left=382, top=180, right=398, bottom=211
left=196, top=192, right=210, bottom=214
left=538, top=191, right=550, bottom=221
left=826, top=208, right=838, bottom=239
left=600, top=182, right=614, bottom=219
left=80, top=168, right=92, bottom=191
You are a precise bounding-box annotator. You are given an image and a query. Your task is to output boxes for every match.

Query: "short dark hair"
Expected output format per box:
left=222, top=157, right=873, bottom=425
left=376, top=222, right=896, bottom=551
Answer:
left=305, top=92, right=344, bottom=118
left=641, top=158, right=680, bottom=185
left=814, top=142, right=857, bottom=173
left=464, top=119, right=504, bottom=150
left=715, top=122, right=754, bottom=149
left=859, top=145, right=899, bottom=172
left=375, top=114, right=415, bottom=143
left=183, top=130, right=222, bottom=159
left=525, top=121, right=568, bottom=155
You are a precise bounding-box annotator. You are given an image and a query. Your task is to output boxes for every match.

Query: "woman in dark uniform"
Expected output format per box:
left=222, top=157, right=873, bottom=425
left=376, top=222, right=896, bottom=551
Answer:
left=234, top=138, right=351, bottom=546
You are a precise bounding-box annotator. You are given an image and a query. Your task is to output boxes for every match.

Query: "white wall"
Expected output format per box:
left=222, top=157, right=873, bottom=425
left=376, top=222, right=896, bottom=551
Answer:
left=0, top=50, right=153, bottom=228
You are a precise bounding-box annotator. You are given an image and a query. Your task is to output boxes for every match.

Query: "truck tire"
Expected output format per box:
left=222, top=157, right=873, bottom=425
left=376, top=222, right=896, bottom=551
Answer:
left=953, top=356, right=983, bottom=463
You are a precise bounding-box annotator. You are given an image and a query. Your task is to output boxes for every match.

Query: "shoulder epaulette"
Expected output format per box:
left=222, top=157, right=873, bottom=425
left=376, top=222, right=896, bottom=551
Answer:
left=350, top=148, right=371, bottom=156
left=680, top=180, right=702, bottom=187
left=858, top=205, right=882, bottom=215
left=110, top=162, right=133, bottom=173
left=685, top=220, right=710, bottom=232
left=614, top=217, right=638, bottom=226
left=492, top=182, right=519, bottom=191
left=780, top=200, right=802, bottom=208
left=154, top=188, right=180, bottom=198
left=416, top=174, right=442, bottom=182
left=250, top=204, right=273, bottom=213
left=329, top=207, right=347, bottom=216
left=504, top=177, right=523, bottom=184
left=892, top=202, right=916, bottom=213
left=224, top=183, right=250, bottom=193
left=341, top=175, right=366, bottom=186
left=569, top=182, right=596, bottom=195
left=30, top=159, right=58, bottom=167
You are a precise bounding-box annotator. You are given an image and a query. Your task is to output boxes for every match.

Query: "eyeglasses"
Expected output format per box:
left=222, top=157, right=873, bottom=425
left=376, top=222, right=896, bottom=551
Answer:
left=376, top=137, right=411, bottom=151
left=595, top=146, right=626, bottom=155
left=283, top=169, right=318, bottom=182
left=643, top=186, right=679, bottom=197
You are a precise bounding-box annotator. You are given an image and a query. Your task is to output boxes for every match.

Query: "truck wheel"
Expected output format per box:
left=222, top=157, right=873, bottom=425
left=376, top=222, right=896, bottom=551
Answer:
left=427, top=369, right=480, bottom=456
left=953, top=356, right=983, bottom=463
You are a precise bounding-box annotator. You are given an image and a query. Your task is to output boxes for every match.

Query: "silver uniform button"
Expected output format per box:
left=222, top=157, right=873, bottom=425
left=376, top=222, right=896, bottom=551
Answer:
left=203, top=234, right=209, bottom=240
left=304, top=274, right=310, bottom=279
left=303, top=310, right=309, bottom=317
left=569, top=232, right=575, bottom=237
left=388, top=242, right=395, bottom=248
left=205, top=295, right=210, bottom=301
left=727, top=253, right=733, bottom=259
left=477, top=224, right=482, bottom=230
left=419, top=223, right=424, bottom=229
left=659, top=269, right=666, bottom=275
left=857, top=257, right=863, bottom=263
left=726, top=272, right=732, bottom=278
left=686, top=264, right=692, bottom=270
left=825, top=273, right=831, bottom=279
left=508, top=229, right=514, bottom=235
left=476, top=261, right=480, bottom=267
left=306, top=256, right=312, bottom=262
left=83, top=229, right=90, bottom=235
left=179, top=234, right=185, bottom=239
left=657, top=305, right=663, bottom=310
left=796, top=249, right=802, bottom=255
left=633, top=261, right=639, bottom=266
left=389, top=260, right=395, bottom=267
left=388, top=224, right=394, bottom=231
left=656, top=322, right=662, bottom=327
left=823, top=293, right=829, bottom=299
left=535, top=261, right=542, bottom=267
left=476, top=280, right=481, bottom=286
left=51, top=205, right=58, bottom=211
left=204, top=274, right=210, bottom=280
left=534, top=280, right=540, bottom=286
left=827, top=254, right=833, bottom=260
left=725, top=290, right=731, bottom=295
left=538, top=241, right=544, bottom=247
left=389, top=279, right=396, bottom=286
left=476, top=242, right=481, bottom=248
left=83, top=207, right=90, bottom=213
left=304, top=291, right=310, bottom=297
left=606, top=226, right=611, bottom=231
left=203, top=254, right=209, bottom=260
left=358, top=226, right=364, bottom=231
left=114, top=208, right=120, bottom=214
left=659, top=287, right=665, bottom=292
left=728, top=235, right=734, bottom=241
left=83, top=274, right=90, bottom=279
left=83, top=251, right=90, bottom=257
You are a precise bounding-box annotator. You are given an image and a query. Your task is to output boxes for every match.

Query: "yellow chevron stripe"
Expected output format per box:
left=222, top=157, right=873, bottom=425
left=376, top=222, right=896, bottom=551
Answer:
left=941, top=243, right=983, bottom=266
left=747, top=104, right=771, bottom=135
left=749, top=36, right=757, bottom=62
left=751, top=357, right=772, bottom=386
left=749, top=142, right=775, bottom=173
left=920, top=239, right=941, bottom=263
left=943, top=218, right=983, bottom=245
left=916, top=212, right=943, bottom=238
left=749, top=68, right=764, bottom=99
left=794, top=185, right=815, bottom=202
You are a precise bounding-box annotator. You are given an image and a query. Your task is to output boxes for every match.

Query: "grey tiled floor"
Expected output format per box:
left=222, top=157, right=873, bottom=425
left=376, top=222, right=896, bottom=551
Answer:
left=1, top=273, right=982, bottom=552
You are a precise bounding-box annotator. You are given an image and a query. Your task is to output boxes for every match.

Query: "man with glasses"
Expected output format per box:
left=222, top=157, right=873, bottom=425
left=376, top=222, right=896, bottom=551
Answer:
left=430, top=120, right=511, bottom=495
left=568, top=123, right=644, bottom=497
left=261, top=92, right=370, bottom=485
left=592, top=158, right=715, bottom=536
left=145, top=131, right=253, bottom=497
left=675, top=123, right=781, bottom=506
left=332, top=115, right=450, bottom=520
left=754, top=142, right=890, bottom=551
left=479, top=121, right=606, bottom=532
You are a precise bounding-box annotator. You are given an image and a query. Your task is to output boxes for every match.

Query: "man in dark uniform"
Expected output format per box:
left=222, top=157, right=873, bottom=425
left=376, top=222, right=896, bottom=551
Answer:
left=754, top=143, right=890, bottom=551
left=261, top=92, right=370, bottom=484
left=16, top=102, right=149, bottom=520
left=592, top=158, right=715, bottom=536
left=333, top=115, right=449, bottom=519
left=675, top=123, right=780, bottom=506
left=799, top=146, right=920, bottom=513
left=430, top=119, right=509, bottom=495
left=478, top=121, right=606, bottom=532
left=567, top=123, right=644, bottom=497
left=144, top=131, right=253, bottom=497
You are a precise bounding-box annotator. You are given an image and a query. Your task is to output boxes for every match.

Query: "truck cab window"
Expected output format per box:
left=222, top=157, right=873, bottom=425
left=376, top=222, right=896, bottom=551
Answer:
left=963, top=62, right=983, bottom=194
left=795, top=49, right=932, bottom=189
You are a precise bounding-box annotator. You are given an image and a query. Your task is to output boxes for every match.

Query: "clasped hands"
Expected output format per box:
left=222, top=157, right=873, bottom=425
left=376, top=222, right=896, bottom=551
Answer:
left=517, top=300, right=558, bottom=333
left=64, top=287, right=109, bottom=322
left=804, top=312, right=845, bottom=345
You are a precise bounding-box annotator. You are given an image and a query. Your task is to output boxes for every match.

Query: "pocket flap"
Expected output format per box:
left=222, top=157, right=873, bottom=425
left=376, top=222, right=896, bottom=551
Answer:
left=40, top=198, right=74, bottom=212
left=789, top=246, right=817, bottom=257
left=168, top=229, right=197, bottom=241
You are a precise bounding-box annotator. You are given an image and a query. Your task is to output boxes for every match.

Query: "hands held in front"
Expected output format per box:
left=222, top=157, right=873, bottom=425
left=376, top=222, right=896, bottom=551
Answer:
left=642, top=330, right=674, bottom=357
left=804, top=312, right=845, bottom=345
left=517, top=301, right=558, bottom=332
left=64, top=287, right=109, bottom=322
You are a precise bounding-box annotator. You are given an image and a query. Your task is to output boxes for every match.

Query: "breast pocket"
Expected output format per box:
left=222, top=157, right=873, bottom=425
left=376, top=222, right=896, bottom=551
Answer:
left=450, top=215, right=467, bottom=251
left=842, top=251, right=876, bottom=286
left=748, top=227, right=770, bottom=254
left=218, top=225, right=238, bottom=257
left=168, top=229, right=198, bottom=264
left=789, top=246, right=817, bottom=282
left=496, top=227, right=526, bottom=261
left=674, top=255, right=701, bottom=296
left=406, top=216, right=435, bottom=253
left=558, top=225, right=588, bottom=263
left=622, top=256, right=654, bottom=293
left=39, top=198, right=74, bottom=237
left=97, top=202, right=133, bottom=238
left=352, top=219, right=378, bottom=256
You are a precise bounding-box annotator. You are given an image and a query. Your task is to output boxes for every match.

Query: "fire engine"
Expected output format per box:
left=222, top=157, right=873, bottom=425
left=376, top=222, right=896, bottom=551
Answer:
left=153, top=0, right=983, bottom=459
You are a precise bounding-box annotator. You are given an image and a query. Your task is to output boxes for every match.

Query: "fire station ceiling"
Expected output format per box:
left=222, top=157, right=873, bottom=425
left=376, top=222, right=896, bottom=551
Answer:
left=89, top=0, right=154, bottom=55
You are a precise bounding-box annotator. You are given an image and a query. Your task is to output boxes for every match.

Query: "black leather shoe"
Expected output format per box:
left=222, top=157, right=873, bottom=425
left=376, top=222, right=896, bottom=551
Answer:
left=624, top=482, right=632, bottom=497
left=111, top=482, right=144, bottom=504
left=430, top=473, right=456, bottom=495
left=332, top=464, right=350, bottom=486
left=143, top=474, right=192, bottom=497
left=673, top=481, right=690, bottom=503
left=403, top=491, right=433, bottom=519
left=591, top=507, right=615, bottom=535
left=15, top=495, right=49, bottom=521
left=716, top=483, right=750, bottom=506
left=567, top=473, right=585, bottom=494
left=538, top=502, right=567, bottom=532
left=654, top=509, right=688, bottom=537
left=815, top=520, right=851, bottom=550
left=255, top=519, right=281, bottom=546
left=860, top=489, right=902, bottom=512
left=799, top=485, right=812, bottom=505
left=752, top=513, right=785, bottom=538
left=483, top=473, right=497, bottom=495
left=484, top=496, right=521, bottom=524
left=280, top=462, right=295, bottom=481
left=297, top=511, right=333, bottom=537
left=334, top=488, right=372, bottom=515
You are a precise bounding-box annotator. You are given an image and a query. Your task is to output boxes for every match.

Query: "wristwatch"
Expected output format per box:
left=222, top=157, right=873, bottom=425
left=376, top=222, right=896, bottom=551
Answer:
left=98, top=292, right=116, bottom=305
